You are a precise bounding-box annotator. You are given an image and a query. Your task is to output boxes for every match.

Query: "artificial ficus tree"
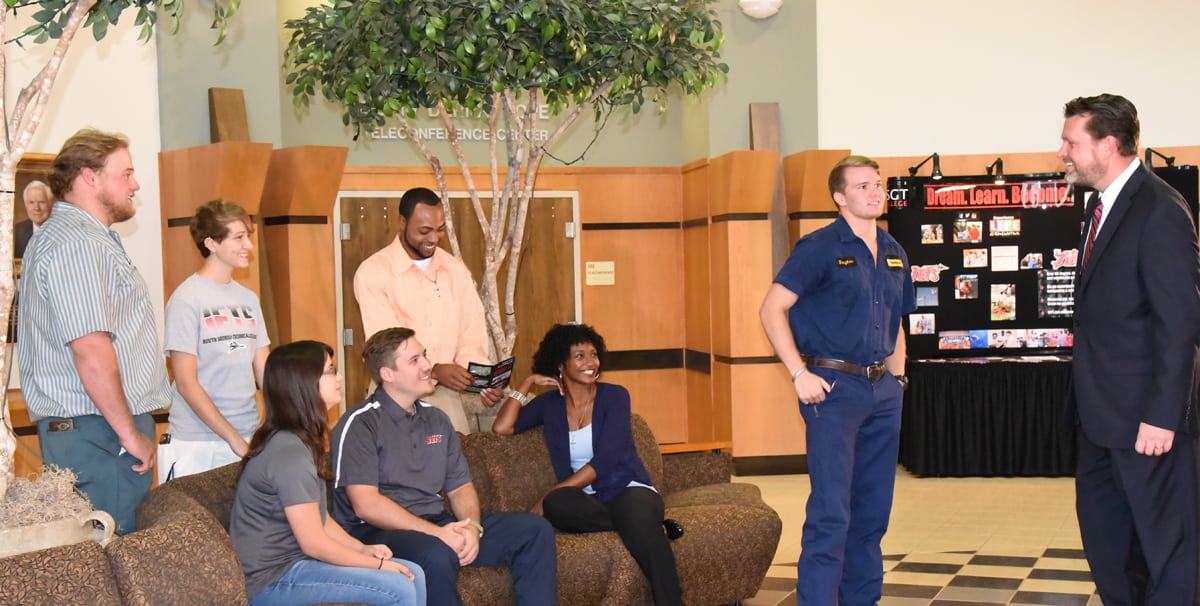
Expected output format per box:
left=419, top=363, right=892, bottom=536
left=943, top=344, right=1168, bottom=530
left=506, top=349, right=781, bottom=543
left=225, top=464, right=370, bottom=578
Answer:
left=284, top=0, right=727, bottom=358
left=0, top=0, right=239, bottom=503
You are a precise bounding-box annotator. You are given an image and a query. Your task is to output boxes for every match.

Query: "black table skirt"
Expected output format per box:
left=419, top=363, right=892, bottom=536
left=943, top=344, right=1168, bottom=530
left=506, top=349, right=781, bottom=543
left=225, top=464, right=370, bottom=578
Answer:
left=899, top=359, right=1077, bottom=477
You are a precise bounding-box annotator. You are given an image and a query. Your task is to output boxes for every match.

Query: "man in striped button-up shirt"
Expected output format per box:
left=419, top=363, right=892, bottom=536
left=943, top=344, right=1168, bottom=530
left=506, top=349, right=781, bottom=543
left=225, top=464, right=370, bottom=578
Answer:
left=17, top=129, right=170, bottom=535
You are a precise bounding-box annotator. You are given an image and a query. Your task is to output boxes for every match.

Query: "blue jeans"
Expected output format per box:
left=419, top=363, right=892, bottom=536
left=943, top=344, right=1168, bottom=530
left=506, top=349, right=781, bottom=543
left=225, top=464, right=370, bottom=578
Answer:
left=249, top=558, right=427, bottom=606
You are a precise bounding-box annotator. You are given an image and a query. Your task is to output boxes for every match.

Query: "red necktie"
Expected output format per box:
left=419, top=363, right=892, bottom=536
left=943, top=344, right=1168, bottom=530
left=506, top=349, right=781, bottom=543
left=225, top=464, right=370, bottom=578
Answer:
left=1083, top=195, right=1103, bottom=267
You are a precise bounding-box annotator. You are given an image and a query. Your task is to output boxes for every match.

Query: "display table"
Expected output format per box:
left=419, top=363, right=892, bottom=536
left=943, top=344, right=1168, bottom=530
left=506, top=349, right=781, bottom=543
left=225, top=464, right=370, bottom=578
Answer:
left=899, top=358, right=1077, bottom=477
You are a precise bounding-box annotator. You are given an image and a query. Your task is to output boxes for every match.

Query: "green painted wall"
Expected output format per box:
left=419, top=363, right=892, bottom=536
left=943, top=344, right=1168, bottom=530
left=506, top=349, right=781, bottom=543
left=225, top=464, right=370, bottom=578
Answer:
left=158, top=1, right=817, bottom=165
left=703, top=0, right=818, bottom=159
left=157, top=1, right=284, bottom=150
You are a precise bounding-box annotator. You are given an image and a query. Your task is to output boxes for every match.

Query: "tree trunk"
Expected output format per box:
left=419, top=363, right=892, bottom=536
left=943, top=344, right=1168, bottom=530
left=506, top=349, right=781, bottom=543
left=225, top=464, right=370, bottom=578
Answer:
left=0, top=157, right=18, bottom=502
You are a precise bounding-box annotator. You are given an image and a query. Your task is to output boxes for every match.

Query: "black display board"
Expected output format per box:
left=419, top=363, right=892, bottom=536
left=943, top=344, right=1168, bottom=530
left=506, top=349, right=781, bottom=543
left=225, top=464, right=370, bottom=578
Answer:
left=887, top=166, right=1198, bottom=360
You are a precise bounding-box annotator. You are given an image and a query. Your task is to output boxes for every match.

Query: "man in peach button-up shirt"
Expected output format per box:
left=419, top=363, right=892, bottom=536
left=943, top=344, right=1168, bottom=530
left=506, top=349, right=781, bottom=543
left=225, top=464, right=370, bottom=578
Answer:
left=353, top=187, right=503, bottom=433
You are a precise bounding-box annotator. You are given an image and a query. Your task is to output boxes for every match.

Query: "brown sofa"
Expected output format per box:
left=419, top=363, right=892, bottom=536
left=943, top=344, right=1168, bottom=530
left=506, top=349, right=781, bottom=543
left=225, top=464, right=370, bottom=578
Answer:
left=0, top=415, right=781, bottom=605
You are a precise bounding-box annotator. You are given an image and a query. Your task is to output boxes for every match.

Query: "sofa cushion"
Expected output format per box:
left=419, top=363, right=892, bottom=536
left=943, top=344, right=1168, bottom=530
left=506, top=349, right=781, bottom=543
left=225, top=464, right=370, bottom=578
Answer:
left=663, top=503, right=783, bottom=606
left=630, top=414, right=664, bottom=489
left=106, top=508, right=247, bottom=606
left=0, top=539, right=121, bottom=606
left=150, top=462, right=240, bottom=531
left=462, top=428, right=557, bottom=512
left=663, top=481, right=767, bottom=509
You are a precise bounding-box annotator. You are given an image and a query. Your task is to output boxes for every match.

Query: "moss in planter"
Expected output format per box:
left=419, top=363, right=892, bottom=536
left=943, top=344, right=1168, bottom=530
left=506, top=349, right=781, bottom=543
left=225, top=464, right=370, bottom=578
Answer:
left=0, top=466, right=92, bottom=527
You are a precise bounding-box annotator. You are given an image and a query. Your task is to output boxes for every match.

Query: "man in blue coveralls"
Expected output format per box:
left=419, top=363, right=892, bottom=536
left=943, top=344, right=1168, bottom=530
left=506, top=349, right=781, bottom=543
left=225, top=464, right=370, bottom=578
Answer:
left=759, top=154, right=916, bottom=606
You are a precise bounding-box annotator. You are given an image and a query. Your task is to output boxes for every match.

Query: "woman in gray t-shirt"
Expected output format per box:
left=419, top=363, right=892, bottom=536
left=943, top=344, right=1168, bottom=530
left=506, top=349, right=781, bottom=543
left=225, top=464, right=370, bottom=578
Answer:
left=231, top=340, right=426, bottom=605
left=161, top=200, right=270, bottom=483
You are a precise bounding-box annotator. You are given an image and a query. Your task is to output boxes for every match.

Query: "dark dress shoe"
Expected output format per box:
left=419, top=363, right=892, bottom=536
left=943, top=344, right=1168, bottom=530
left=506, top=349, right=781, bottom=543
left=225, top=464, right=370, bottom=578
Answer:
left=663, top=518, right=684, bottom=540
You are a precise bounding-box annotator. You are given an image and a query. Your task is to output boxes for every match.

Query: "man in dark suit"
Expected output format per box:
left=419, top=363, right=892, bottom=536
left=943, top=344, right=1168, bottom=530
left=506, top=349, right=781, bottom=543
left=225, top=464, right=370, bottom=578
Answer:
left=1063, top=93, right=1200, bottom=606
left=15, top=180, right=52, bottom=258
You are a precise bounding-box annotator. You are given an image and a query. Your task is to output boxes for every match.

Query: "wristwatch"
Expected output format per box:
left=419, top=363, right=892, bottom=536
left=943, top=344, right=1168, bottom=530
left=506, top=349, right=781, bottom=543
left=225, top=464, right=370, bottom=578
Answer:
left=895, top=375, right=910, bottom=390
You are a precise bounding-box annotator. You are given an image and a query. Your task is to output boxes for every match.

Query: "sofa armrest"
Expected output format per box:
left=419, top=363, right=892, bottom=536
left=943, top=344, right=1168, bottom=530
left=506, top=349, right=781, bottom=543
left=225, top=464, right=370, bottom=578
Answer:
left=659, top=451, right=732, bottom=495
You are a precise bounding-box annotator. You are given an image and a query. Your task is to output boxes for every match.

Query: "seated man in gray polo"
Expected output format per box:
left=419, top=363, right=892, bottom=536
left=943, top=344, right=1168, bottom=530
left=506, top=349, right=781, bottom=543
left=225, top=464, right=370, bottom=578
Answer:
left=331, top=327, right=557, bottom=606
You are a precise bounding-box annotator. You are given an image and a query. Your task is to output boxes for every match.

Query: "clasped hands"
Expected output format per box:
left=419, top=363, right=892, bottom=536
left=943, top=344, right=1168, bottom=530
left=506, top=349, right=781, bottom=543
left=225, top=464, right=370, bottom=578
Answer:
left=436, top=518, right=482, bottom=565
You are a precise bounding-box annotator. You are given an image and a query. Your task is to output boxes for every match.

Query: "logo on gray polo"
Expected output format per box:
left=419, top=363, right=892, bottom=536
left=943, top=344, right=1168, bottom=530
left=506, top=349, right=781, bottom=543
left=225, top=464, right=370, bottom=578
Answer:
left=228, top=340, right=247, bottom=353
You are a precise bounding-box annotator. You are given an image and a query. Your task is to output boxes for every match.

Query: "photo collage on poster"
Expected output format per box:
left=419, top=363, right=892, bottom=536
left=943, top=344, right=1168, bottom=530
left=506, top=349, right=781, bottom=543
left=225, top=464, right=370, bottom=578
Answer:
left=888, top=176, right=1083, bottom=358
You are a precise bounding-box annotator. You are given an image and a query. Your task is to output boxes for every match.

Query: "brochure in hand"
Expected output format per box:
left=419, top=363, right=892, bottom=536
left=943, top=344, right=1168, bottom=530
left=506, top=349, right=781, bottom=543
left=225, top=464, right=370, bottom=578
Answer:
left=465, top=357, right=515, bottom=393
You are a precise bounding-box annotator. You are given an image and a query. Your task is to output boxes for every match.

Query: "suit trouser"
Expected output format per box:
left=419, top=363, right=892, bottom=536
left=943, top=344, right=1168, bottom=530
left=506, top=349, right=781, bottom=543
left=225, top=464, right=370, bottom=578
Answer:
left=36, top=413, right=156, bottom=535
left=1076, top=431, right=1198, bottom=606
left=348, top=511, right=557, bottom=606
left=542, top=485, right=684, bottom=606
left=796, top=370, right=904, bottom=606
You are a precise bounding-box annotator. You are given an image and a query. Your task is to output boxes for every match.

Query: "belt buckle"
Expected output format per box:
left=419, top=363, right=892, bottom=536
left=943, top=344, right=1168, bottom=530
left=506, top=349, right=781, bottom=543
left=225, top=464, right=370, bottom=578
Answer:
left=48, top=419, right=75, bottom=433
left=866, top=365, right=885, bottom=382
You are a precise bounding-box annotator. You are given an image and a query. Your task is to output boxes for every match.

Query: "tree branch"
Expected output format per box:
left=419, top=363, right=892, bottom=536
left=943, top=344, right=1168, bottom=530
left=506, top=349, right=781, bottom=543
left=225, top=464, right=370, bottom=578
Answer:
left=10, top=0, right=99, bottom=154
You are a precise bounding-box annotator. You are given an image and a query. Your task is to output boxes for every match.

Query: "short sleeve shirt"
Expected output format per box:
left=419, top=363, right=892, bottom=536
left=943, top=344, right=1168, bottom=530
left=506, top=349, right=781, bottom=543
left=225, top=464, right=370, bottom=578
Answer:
left=164, top=274, right=270, bottom=439
left=230, top=431, right=325, bottom=598
left=17, top=202, right=170, bottom=420
left=774, top=216, right=916, bottom=365
left=330, top=389, right=471, bottom=526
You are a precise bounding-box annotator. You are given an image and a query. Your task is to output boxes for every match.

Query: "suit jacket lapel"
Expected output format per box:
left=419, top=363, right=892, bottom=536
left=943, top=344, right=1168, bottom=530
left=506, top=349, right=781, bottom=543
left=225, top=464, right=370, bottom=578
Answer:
left=1078, top=163, right=1148, bottom=292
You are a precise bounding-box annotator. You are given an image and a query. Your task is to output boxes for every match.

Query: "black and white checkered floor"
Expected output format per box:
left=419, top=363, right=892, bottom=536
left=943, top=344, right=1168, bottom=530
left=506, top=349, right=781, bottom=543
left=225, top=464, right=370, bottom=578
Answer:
left=736, top=472, right=1099, bottom=606
left=746, top=548, right=1098, bottom=606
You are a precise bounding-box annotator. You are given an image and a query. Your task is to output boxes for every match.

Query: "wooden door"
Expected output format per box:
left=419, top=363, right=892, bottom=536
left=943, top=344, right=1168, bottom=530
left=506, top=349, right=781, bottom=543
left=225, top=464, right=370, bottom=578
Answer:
left=338, top=194, right=576, bottom=406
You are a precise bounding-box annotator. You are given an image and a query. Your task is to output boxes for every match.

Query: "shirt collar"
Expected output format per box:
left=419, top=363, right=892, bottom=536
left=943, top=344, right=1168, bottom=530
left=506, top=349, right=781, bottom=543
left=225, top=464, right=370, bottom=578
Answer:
left=371, top=386, right=424, bottom=422
left=832, top=214, right=884, bottom=245
left=1099, top=157, right=1141, bottom=205
left=387, top=237, right=446, bottom=274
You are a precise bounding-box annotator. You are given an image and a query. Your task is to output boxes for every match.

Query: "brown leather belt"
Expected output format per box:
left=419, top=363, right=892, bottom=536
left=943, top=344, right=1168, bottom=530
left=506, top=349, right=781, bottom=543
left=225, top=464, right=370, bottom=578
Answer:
left=801, top=355, right=887, bottom=382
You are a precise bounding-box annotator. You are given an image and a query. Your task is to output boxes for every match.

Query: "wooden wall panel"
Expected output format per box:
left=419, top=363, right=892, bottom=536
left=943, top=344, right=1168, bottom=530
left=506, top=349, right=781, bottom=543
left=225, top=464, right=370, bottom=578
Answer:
left=682, top=160, right=709, bottom=221
left=574, top=170, right=681, bottom=224
left=783, top=149, right=848, bottom=213
left=603, top=368, right=687, bottom=444
left=708, top=151, right=779, bottom=216
left=726, top=362, right=806, bottom=458
left=158, top=142, right=272, bottom=299
left=685, top=368, right=718, bottom=443
left=708, top=222, right=732, bottom=357
left=579, top=228, right=683, bottom=352
left=875, top=151, right=1062, bottom=182
left=260, top=146, right=347, bottom=369
left=683, top=226, right=710, bottom=351
left=722, top=220, right=775, bottom=359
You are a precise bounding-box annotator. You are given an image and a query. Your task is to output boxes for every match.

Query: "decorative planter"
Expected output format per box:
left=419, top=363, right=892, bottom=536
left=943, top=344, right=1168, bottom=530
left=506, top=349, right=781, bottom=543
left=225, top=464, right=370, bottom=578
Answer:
left=0, top=510, right=115, bottom=558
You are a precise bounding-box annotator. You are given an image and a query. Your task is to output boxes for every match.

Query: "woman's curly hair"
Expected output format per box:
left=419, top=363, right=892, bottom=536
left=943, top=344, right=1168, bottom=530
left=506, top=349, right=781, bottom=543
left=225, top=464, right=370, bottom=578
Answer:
left=531, top=323, right=608, bottom=377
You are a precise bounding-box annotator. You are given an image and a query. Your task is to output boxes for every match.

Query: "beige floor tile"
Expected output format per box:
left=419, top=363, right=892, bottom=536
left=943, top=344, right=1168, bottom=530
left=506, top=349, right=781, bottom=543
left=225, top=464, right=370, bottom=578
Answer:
left=882, top=571, right=955, bottom=586
left=878, top=597, right=934, bottom=606
left=900, top=552, right=974, bottom=564
left=1036, top=557, right=1090, bottom=571
left=956, top=564, right=1034, bottom=578
left=741, top=590, right=793, bottom=606
left=1018, top=577, right=1096, bottom=594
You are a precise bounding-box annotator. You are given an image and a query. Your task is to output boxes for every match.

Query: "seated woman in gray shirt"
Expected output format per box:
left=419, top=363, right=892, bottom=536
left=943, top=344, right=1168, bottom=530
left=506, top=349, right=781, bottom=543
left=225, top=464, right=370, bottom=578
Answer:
left=230, top=340, right=427, bottom=605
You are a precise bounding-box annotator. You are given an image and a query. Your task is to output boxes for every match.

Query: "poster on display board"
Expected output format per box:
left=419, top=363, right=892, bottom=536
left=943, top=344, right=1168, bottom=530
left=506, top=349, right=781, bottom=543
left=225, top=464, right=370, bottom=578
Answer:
left=888, top=167, right=1199, bottom=360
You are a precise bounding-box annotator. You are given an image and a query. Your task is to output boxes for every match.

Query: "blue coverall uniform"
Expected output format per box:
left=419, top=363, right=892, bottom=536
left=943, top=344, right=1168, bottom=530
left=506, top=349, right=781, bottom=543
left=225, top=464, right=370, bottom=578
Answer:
left=773, top=215, right=916, bottom=606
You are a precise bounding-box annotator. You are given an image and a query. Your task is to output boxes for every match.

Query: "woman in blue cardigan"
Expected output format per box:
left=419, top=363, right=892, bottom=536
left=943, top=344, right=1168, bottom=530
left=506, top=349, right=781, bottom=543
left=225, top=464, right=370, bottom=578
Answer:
left=492, top=323, right=683, bottom=606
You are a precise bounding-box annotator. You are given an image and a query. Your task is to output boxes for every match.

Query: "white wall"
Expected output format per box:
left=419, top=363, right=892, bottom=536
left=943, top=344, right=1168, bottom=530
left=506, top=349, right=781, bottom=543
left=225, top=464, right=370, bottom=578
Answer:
left=817, top=0, right=1200, bottom=156
left=7, top=15, right=164, bottom=326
